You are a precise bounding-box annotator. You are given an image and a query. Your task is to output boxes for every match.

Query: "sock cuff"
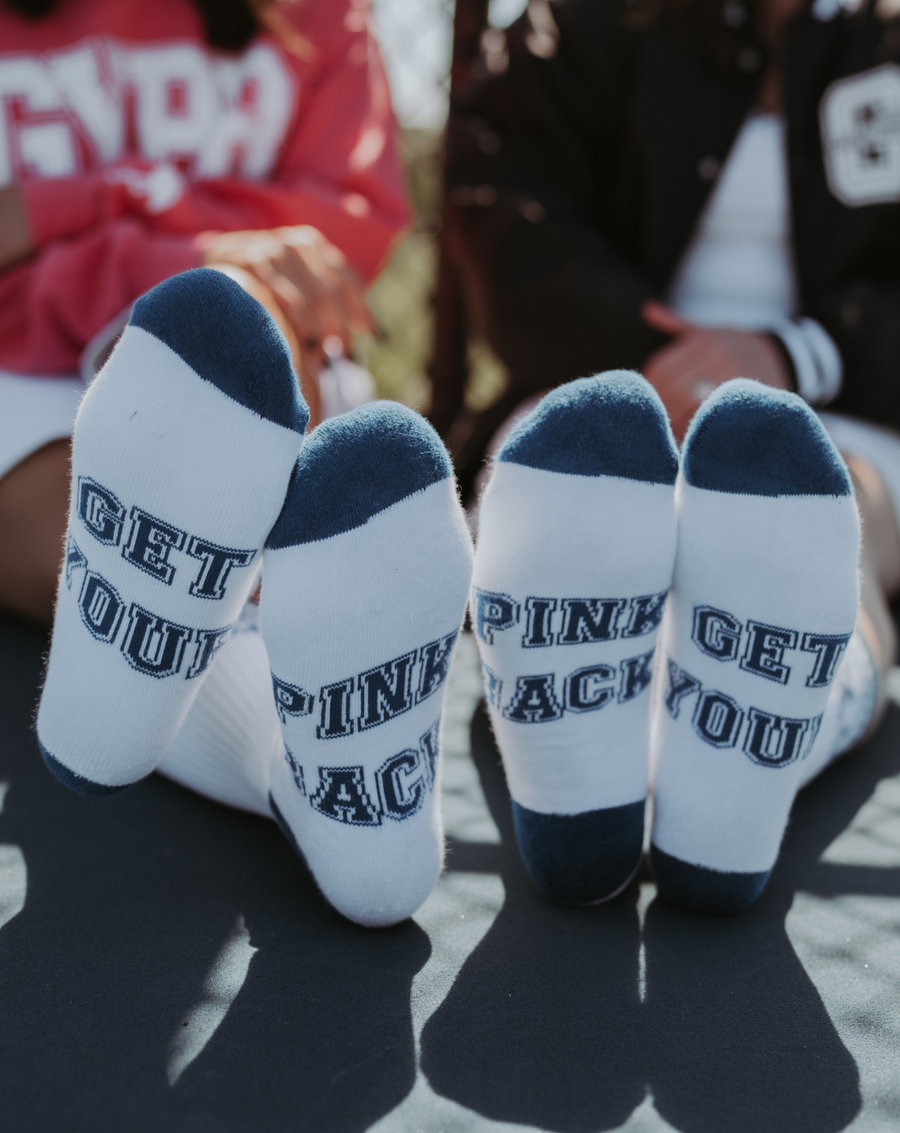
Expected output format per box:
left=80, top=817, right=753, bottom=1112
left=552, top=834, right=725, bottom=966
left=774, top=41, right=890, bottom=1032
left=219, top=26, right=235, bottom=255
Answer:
left=682, top=379, right=852, bottom=497
left=498, top=372, right=678, bottom=484
left=266, top=401, right=453, bottom=548
left=130, top=269, right=308, bottom=435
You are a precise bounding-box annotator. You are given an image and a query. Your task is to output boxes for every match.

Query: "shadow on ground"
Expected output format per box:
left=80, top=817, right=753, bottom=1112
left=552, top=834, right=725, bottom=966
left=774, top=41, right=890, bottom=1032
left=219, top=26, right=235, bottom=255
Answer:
left=0, top=616, right=428, bottom=1133
left=421, top=701, right=900, bottom=1133
left=1, top=614, right=897, bottom=1132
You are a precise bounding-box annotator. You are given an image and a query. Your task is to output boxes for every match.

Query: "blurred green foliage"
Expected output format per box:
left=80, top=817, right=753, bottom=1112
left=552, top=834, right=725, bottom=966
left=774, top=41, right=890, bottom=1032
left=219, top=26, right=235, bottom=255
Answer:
left=360, top=128, right=507, bottom=415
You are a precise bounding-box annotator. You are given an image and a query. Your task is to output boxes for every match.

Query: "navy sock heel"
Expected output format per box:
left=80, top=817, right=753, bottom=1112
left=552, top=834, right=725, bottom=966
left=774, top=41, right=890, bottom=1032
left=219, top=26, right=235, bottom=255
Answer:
left=513, top=799, right=645, bottom=904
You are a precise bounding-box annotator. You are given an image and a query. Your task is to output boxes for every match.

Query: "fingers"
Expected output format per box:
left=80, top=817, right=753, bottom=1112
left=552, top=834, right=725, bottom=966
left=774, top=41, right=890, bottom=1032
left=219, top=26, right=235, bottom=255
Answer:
left=640, top=301, right=695, bottom=337
left=643, top=333, right=730, bottom=442
left=286, top=227, right=376, bottom=337
left=201, top=226, right=375, bottom=364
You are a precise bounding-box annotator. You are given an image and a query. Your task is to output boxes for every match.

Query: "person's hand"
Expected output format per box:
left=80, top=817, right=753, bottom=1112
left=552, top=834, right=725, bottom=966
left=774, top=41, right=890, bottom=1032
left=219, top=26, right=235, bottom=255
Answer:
left=202, top=225, right=375, bottom=385
left=0, top=185, right=34, bottom=272
left=641, top=302, right=791, bottom=441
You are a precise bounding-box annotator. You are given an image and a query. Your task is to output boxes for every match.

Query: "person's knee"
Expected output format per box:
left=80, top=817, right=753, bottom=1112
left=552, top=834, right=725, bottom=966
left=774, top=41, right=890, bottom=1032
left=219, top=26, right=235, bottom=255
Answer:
left=0, top=438, right=70, bottom=624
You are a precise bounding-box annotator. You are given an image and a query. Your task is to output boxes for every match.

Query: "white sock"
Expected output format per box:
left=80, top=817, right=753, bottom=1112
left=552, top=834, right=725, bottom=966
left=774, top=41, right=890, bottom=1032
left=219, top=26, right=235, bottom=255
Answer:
left=797, top=624, right=878, bottom=788
left=471, top=373, right=679, bottom=903
left=650, top=380, right=860, bottom=913
left=261, top=402, right=473, bottom=927
left=156, top=602, right=279, bottom=817
left=37, top=269, right=307, bottom=794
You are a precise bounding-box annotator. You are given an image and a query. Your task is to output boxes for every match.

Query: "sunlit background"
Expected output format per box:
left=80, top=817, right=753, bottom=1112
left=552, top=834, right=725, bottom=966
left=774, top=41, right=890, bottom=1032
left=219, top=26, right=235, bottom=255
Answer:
left=361, top=0, right=528, bottom=412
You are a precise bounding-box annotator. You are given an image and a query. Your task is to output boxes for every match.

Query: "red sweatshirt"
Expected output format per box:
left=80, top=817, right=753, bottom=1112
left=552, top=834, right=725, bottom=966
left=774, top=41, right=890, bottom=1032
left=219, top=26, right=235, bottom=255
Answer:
left=0, top=0, right=410, bottom=374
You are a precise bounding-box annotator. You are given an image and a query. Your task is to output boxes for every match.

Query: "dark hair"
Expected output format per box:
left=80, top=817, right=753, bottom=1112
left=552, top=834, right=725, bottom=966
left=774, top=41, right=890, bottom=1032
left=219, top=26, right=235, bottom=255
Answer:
left=3, top=0, right=265, bottom=52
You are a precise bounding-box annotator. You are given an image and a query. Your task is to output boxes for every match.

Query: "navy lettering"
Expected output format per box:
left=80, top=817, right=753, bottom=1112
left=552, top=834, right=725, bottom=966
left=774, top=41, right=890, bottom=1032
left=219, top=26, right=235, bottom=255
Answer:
left=744, top=707, right=809, bottom=767
left=309, top=766, right=381, bottom=825
left=121, top=604, right=193, bottom=678
left=664, top=659, right=701, bottom=718
left=419, top=719, right=440, bottom=788
left=65, top=534, right=87, bottom=589
left=376, top=749, right=425, bottom=820
left=473, top=588, right=520, bottom=644
left=359, top=650, right=417, bottom=731
left=801, top=632, right=851, bottom=688
left=564, top=664, right=615, bottom=713
left=186, top=625, right=232, bottom=679
left=693, top=689, right=743, bottom=748
left=271, top=675, right=315, bottom=723
left=417, top=631, right=458, bottom=702
left=619, top=649, right=655, bottom=703
left=622, top=591, right=668, bottom=638
left=317, top=678, right=354, bottom=739
left=122, top=506, right=185, bottom=584
left=78, top=570, right=125, bottom=643
left=558, top=598, right=625, bottom=644
left=740, top=621, right=796, bottom=685
left=503, top=674, right=563, bottom=723
left=284, top=745, right=306, bottom=795
left=522, top=597, right=557, bottom=648
left=186, top=537, right=255, bottom=600
left=77, top=477, right=125, bottom=546
left=692, top=606, right=742, bottom=661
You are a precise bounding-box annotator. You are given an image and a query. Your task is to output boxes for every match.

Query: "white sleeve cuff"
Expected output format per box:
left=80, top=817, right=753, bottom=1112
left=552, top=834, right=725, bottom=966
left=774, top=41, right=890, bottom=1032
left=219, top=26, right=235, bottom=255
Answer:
left=772, top=318, right=843, bottom=406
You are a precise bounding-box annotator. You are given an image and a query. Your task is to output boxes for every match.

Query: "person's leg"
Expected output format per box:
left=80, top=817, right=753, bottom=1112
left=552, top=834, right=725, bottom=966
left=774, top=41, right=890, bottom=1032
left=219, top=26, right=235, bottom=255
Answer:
left=0, top=439, right=70, bottom=625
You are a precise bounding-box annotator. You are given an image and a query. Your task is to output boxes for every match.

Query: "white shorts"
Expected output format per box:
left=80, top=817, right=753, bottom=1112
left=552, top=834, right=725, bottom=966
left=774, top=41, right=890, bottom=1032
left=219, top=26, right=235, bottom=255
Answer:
left=0, top=370, right=84, bottom=481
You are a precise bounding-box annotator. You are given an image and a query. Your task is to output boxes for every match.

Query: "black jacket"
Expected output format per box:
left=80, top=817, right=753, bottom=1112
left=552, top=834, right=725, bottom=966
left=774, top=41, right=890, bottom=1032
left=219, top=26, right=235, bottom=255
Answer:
left=444, top=0, right=900, bottom=485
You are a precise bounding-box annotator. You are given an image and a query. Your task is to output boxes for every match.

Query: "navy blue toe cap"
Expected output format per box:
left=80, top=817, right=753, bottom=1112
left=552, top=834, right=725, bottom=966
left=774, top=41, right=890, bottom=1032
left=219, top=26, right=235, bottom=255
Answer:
left=40, top=742, right=133, bottom=797
left=512, top=798, right=645, bottom=904
left=649, top=843, right=771, bottom=915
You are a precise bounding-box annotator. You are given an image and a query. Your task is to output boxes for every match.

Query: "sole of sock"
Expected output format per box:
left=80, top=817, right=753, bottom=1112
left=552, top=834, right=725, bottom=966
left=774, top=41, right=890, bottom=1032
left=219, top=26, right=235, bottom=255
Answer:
left=650, top=380, right=859, bottom=914
left=512, top=799, right=645, bottom=904
left=262, top=402, right=473, bottom=927
left=472, top=372, right=679, bottom=904
left=37, top=270, right=307, bottom=794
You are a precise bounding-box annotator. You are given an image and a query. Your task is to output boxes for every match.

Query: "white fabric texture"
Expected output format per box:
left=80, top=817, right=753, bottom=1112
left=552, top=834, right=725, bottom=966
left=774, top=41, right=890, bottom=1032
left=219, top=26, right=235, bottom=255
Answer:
left=668, top=113, right=842, bottom=404
left=37, top=325, right=303, bottom=788
left=157, top=602, right=280, bottom=817
left=262, top=479, right=474, bottom=928
left=473, top=461, right=677, bottom=816
left=652, top=484, right=860, bottom=874
left=798, top=624, right=878, bottom=788
left=0, top=370, right=83, bottom=480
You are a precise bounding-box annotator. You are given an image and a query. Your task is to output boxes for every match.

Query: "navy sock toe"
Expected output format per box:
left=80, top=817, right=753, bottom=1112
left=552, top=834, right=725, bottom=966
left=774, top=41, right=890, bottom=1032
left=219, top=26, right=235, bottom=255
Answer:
left=513, top=799, right=645, bottom=904
left=266, top=400, right=452, bottom=548
left=682, top=378, right=851, bottom=497
left=499, top=370, right=678, bottom=484
left=131, top=268, right=308, bottom=434
left=649, top=845, right=770, bottom=915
